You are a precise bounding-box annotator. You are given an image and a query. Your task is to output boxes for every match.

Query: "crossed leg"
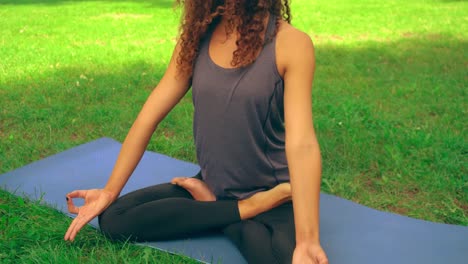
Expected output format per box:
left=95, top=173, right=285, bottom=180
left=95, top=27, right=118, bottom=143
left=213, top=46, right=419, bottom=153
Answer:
left=171, top=175, right=292, bottom=219
left=99, top=173, right=292, bottom=242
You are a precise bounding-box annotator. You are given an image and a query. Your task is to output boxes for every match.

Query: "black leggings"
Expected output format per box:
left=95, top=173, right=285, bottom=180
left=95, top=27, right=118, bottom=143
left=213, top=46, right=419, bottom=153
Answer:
left=98, top=174, right=295, bottom=264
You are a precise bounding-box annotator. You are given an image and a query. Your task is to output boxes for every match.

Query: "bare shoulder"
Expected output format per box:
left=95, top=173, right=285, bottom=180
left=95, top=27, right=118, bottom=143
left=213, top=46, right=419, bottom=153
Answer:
left=277, top=21, right=313, bottom=47
left=275, top=21, right=315, bottom=76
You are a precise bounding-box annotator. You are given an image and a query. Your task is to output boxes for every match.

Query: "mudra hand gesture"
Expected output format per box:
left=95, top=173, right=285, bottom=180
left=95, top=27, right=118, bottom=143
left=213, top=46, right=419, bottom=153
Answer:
left=64, top=189, right=115, bottom=241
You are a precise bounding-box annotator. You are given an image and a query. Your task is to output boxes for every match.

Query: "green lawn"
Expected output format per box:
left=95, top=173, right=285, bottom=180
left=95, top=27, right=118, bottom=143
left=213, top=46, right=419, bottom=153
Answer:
left=1, top=0, right=467, bottom=262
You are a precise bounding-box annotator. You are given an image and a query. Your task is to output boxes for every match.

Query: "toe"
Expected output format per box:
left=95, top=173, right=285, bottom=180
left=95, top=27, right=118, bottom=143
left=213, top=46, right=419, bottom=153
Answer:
left=171, top=177, right=187, bottom=185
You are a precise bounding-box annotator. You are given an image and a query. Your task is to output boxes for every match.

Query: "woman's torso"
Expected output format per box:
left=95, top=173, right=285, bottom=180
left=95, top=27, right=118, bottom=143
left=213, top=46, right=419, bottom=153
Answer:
left=191, top=15, right=289, bottom=199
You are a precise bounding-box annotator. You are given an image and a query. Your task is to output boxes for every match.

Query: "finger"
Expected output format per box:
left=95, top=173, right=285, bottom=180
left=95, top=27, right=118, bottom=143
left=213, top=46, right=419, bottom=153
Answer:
left=175, top=177, right=189, bottom=184
left=67, top=190, right=87, bottom=198
left=171, top=177, right=184, bottom=184
left=64, top=217, right=79, bottom=241
left=65, top=214, right=86, bottom=241
left=171, top=177, right=182, bottom=184
left=318, top=257, right=329, bottom=264
left=67, top=218, right=84, bottom=241
left=66, top=196, right=80, bottom=214
left=66, top=190, right=88, bottom=214
left=68, top=214, right=93, bottom=241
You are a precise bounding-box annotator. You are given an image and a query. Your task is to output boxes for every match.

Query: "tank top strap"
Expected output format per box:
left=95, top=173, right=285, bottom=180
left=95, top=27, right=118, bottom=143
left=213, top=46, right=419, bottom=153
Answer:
left=265, top=14, right=277, bottom=44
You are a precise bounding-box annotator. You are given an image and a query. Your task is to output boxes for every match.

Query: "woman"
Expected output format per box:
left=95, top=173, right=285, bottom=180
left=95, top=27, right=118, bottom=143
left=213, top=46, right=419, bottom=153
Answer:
left=64, top=0, right=328, bottom=263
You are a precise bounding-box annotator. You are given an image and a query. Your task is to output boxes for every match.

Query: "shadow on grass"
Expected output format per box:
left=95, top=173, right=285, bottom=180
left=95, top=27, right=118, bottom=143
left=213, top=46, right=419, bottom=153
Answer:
left=0, top=33, right=466, bottom=224
left=0, top=0, right=175, bottom=8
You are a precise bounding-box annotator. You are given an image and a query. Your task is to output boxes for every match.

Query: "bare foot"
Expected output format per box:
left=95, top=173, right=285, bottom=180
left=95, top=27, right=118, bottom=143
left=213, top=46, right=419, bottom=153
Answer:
left=171, top=177, right=216, bottom=202
left=238, top=182, right=292, bottom=220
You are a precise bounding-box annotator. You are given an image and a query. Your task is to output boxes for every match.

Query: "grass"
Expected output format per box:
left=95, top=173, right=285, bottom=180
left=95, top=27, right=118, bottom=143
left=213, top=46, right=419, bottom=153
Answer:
left=0, top=0, right=467, bottom=262
left=0, top=190, right=199, bottom=263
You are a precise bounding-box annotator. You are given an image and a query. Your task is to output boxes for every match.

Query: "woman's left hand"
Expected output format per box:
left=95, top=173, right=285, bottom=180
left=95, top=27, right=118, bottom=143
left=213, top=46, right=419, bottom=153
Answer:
left=292, top=242, right=329, bottom=264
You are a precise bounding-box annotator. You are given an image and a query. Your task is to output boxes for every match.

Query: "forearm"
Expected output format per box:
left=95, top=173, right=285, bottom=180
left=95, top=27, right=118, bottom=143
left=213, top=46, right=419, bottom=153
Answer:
left=286, top=140, right=322, bottom=244
left=101, top=51, right=190, bottom=199
left=103, top=119, right=157, bottom=199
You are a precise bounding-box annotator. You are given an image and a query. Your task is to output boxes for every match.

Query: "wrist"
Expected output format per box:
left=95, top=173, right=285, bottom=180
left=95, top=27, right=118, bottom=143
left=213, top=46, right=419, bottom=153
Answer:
left=296, top=232, right=320, bottom=245
left=102, top=187, right=119, bottom=201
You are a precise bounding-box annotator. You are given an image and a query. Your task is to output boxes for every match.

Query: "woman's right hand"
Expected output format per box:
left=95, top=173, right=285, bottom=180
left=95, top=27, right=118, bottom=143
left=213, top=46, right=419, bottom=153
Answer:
left=64, top=189, right=115, bottom=241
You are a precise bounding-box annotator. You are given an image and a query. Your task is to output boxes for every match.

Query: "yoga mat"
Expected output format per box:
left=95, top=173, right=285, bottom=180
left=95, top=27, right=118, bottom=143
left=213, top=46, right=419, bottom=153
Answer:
left=1, top=138, right=467, bottom=264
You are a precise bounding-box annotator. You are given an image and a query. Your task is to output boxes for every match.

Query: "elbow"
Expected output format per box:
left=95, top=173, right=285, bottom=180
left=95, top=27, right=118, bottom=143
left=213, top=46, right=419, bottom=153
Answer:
left=132, top=115, right=158, bottom=134
left=285, top=139, right=320, bottom=154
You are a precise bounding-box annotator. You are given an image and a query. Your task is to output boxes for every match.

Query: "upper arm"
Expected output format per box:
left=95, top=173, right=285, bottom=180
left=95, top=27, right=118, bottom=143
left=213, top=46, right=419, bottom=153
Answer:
left=136, top=42, right=192, bottom=128
left=279, top=29, right=317, bottom=147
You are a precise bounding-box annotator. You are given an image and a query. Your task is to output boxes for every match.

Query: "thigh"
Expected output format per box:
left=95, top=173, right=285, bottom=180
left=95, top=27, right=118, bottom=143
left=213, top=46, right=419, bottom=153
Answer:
left=104, top=172, right=202, bottom=214
left=123, top=198, right=239, bottom=241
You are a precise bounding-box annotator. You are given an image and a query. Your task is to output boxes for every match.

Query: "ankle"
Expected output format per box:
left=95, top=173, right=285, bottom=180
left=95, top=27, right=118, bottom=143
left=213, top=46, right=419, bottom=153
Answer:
left=238, top=199, right=259, bottom=220
left=277, top=182, right=292, bottom=198
left=238, top=200, right=248, bottom=220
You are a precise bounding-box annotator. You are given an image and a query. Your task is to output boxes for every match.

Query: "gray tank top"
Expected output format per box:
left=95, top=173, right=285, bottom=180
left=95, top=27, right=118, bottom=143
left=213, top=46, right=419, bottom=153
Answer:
left=191, top=15, right=289, bottom=199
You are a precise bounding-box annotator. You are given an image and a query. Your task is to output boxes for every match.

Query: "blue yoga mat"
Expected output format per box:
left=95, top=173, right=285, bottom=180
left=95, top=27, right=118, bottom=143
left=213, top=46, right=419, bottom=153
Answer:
left=1, top=138, right=467, bottom=264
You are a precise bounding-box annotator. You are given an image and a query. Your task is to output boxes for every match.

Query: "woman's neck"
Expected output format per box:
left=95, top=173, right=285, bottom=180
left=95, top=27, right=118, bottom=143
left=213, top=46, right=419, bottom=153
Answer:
left=215, top=14, right=270, bottom=37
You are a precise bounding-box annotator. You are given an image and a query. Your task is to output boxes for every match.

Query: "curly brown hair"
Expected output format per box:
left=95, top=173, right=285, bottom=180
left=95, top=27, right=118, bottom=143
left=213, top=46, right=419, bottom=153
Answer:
left=175, top=0, right=291, bottom=77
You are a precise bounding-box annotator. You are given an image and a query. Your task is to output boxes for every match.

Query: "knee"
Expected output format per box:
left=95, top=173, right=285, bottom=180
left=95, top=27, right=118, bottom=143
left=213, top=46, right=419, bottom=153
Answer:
left=98, top=206, right=133, bottom=241
left=239, top=221, right=262, bottom=245
left=224, top=221, right=262, bottom=246
left=241, top=222, right=294, bottom=264
left=227, top=221, right=280, bottom=264
left=271, top=231, right=295, bottom=263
